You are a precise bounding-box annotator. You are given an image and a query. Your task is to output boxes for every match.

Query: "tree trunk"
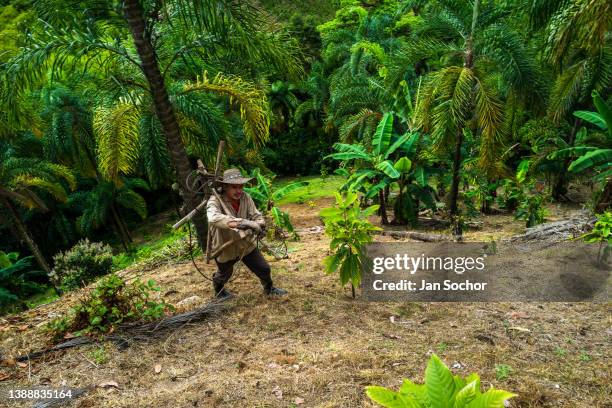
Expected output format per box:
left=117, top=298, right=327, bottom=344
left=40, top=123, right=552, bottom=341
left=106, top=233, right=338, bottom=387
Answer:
left=123, top=0, right=207, bottom=249
left=378, top=189, right=388, bottom=225
left=2, top=197, right=51, bottom=274
left=110, top=203, right=131, bottom=252
left=449, top=128, right=464, bottom=236
left=554, top=117, right=581, bottom=201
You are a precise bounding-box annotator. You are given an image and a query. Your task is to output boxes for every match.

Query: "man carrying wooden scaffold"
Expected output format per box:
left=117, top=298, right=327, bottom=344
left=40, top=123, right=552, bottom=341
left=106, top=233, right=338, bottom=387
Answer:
left=206, top=168, right=288, bottom=299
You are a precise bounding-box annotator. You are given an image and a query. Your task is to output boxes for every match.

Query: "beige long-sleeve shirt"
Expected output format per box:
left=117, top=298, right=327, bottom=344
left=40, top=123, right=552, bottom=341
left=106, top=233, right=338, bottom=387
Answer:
left=206, top=192, right=265, bottom=262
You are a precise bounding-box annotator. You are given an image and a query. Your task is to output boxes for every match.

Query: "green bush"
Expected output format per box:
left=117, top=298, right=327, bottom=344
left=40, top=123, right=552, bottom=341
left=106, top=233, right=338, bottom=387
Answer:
left=50, top=239, right=113, bottom=291
left=366, top=354, right=516, bottom=407
left=498, top=160, right=548, bottom=227
left=47, top=273, right=174, bottom=339
left=320, top=190, right=381, bottom=297
left=0, top=252, right=47, bottom=314
left=579, top=211, right=612, bottom=264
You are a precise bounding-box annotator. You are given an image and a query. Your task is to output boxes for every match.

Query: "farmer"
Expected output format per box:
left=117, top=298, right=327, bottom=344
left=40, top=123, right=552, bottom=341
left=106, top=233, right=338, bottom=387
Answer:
left=206, top=168, right=287, bottom=299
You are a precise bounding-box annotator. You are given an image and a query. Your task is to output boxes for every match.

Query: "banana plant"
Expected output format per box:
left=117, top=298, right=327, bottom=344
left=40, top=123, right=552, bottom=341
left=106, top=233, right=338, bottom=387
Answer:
left=327, top=112, right=435, bottom=225
left=549, top=91, right=612, bottom=182
left=244, top=169, right=308, bottom=239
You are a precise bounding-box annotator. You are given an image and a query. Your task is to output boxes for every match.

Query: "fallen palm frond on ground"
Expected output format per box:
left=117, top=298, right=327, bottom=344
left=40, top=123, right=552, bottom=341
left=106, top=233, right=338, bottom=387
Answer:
left=15, top=300, right=227, bottom=362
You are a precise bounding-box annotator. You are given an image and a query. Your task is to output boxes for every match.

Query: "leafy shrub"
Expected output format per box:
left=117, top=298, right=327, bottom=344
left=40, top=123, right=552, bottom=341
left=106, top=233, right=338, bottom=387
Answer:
left=0, top=252, right=47, bottom=314
left=50, top=239, right=113, bottom=291
left=580, top=211, right=612, bottom=264
left=320, top=191, right=381, bottom=297
left=498, top=160, right=547, bottom=227
left=47, top=273, right=174, bottom=339
left=366, top=354, right=516, bottom=407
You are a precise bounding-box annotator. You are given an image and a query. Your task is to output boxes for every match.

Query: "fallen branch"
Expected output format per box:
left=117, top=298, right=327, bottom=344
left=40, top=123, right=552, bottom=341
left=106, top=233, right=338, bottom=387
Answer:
left=16, top=300, right=227, bottom=362
left=376, top=230, right=452, bottom=242
left=32, top=386, right=93, bottom=408
left=510, top=211, right=595, bottom=243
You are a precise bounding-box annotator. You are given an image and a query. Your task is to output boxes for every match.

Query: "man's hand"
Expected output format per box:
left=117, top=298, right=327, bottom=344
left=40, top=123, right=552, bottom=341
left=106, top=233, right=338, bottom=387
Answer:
left=237, top=219, right=261, bottom=234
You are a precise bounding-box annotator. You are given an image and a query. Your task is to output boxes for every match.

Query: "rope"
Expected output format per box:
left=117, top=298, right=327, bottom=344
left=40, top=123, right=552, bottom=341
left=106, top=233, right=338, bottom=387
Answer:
left=186, top=219, right=261, bottom=293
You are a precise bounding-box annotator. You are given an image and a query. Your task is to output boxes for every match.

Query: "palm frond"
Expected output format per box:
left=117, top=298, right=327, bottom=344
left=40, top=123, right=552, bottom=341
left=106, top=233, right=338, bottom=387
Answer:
left=182, top=73, right=270, bottom=147
left=479, top=23, right=543, bottom=97
left=548, top=60, right=586, bottom=122
left=94, top=101, right=141, bottom=184
left=115, top=188, right=147, bottom=219
left=138, top=111, right=172, bottom=189
left=339, top=109, right=382, bottom=143
left=475, top=78, right=505, bottom=178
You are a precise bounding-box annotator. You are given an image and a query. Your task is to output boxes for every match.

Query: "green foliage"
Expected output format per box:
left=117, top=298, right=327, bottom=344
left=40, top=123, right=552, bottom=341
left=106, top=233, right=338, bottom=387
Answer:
left=244, top=169, right=307, bottom=239
left=49, top=239, right=113, bottom=292
left=495, top=364, right=513, bottom=381
left=366, top=354, right=516, bottom=408
left=88, top=345, right=109, bottom=365
left=499, top=160, right=548, bottom=227
left=0, top=252, right=47, bottom=314
left=579, top=211, right=612, bottom=264
left=47, top=273, right=174, bottom=339
left=550, top=92, right=612, bottom=182
left=320, top=190, right=381, bottom=296
left=327, top=113, right=435, bottom=224
left=70, top=177, right=149, bottom=241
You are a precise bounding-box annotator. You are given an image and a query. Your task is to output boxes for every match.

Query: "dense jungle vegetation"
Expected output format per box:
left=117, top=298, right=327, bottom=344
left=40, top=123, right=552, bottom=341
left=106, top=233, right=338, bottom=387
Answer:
left=0, top=0, right=610, bottom=313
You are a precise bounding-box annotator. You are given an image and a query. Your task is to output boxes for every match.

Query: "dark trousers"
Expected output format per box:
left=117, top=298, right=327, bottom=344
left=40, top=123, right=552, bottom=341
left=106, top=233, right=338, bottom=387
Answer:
left=213, top=248, right=273, bottom=293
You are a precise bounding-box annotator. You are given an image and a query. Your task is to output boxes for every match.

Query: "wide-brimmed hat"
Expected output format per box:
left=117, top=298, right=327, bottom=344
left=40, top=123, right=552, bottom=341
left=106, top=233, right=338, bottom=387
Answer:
left=219, top=168, right=253, bottom=185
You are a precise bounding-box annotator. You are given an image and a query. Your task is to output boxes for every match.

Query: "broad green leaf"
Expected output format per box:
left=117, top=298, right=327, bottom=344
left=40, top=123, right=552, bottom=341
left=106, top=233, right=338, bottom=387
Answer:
left=515, top=160, right=530, bottom=183
left=326, top=143, right=370, bottom=161
left=425, top=354, right=456, bottom=408
left=335, top=168, right=350, bottom=177
left=453, top=381, right=477, bottom=407
left=568, top=149, right=612, bottom=173
left=0, top=252, right=11, bottom=269
left=394, top=157, right=412, bottom=173
left=386, top=132, right=418, bottom=158
left=549, top=146, right=597, bottom=160
left=414, top=166, right=426, bottom=187
left=574, top=127, right=588, bottom=145
left=361, top=204, right=380, bottom=217
left=244, top=188, right=267, bottom=205
left=573, top=110, right=607, bottom=130
left=340, top=190, right=359, bottom=209
left=366, top=180, right=388, bottom=198
left=366, top=386, right=419, bottom=408
left=272, top=181, right=308, bottom=201
left=467, top=390, right=516, bottom=408
left=592, top=90, right=612, bottom=139
left=376, top=160, right=401, bottom=179
left=399, top=379, right=428, bottom=404
left=320, top=207, right=342, bottom=218
left=373, top=113, right=394, bottom=155
left=323, top=253, right=343, bottom=273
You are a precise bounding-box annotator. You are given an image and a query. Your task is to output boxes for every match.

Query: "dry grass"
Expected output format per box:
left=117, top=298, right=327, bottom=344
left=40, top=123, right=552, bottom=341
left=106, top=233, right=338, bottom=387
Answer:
left=0, top=200, right=610, bottom=407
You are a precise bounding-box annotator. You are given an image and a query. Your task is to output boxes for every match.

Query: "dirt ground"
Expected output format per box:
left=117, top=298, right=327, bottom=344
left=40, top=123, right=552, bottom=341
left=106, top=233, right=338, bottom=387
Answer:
left=0, top=199, right=610, bottom=407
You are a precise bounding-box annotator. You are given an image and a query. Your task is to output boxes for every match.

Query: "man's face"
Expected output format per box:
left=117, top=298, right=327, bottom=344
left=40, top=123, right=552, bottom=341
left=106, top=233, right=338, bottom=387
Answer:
left=224, top=183, right=244, bottom=201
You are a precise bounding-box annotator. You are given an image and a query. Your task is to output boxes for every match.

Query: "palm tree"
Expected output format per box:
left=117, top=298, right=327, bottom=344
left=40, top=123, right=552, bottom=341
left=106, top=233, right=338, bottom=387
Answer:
left=525, top=0, right=611, bottom=121
left=411, top=0, right=540, bottom=234
left=70, top=178, right=149, bottom=251
left=524, top=0, right=611, bottom=199
left=0, top=136, right=75, bottom=273
left=5, top=0, right=302, bottom=250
